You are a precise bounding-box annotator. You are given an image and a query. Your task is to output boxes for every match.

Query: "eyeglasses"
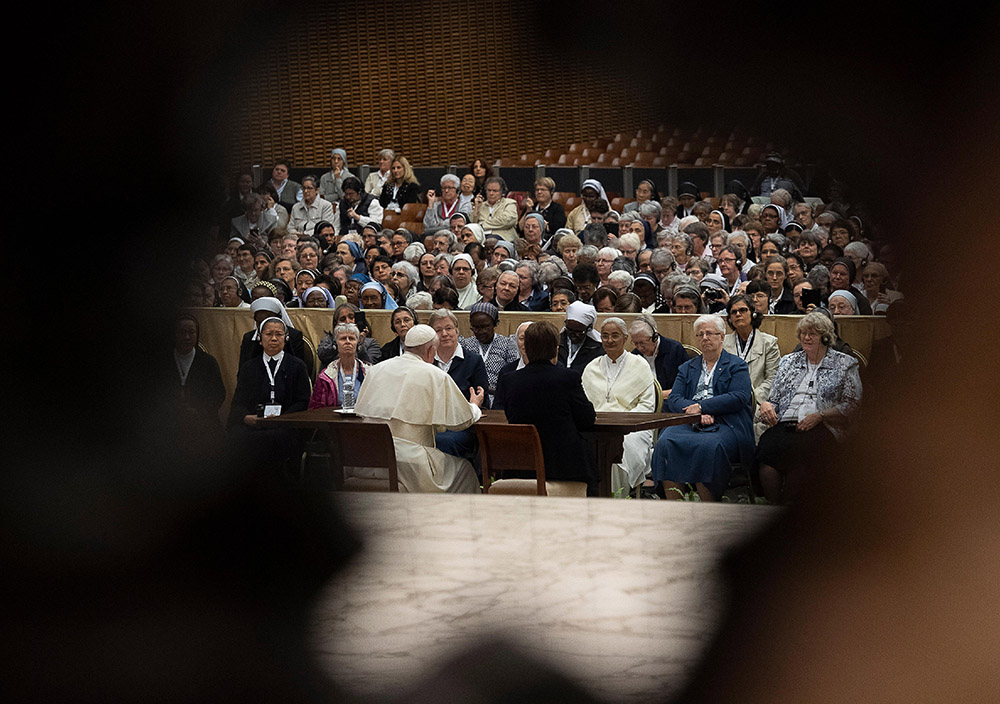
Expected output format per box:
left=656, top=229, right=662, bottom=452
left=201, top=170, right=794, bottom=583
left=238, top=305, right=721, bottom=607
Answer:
left=695, top=331, right=723, bottom=338
left=717, top=257, right=737, bottom=264
left=729, top=307, right=751, bottom=315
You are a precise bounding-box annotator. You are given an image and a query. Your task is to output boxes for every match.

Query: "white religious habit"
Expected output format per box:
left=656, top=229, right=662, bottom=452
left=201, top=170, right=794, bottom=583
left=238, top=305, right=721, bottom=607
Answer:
left=581, top=351, right=658, bottom=494
left=353, top=351, right=480, bottom=493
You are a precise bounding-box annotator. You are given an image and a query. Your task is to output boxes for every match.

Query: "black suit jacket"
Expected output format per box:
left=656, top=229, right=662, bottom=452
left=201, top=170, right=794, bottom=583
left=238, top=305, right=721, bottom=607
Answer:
left=443, top=350, right=490, bottom=409
left=557, top=334, right=604, bottom=375
left=239, top=327, right=310, bottom=379
left=491, top=358, right=521, bottom=409
left=632, top=334, right=687, bottom=410
left=494, top=361, right=596, bottom=485
left=170, top=348, right=226, bottom=429
left=227, top=354, right=311, bottom=429
left=537, top=200, right=566, bottom=234
left=380, top=337, right=404, bottom=362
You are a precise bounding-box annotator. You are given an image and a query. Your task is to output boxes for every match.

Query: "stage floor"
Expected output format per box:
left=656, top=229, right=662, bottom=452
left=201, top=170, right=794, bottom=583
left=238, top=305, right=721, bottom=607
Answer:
left=310, top=494, right=777, bottom=702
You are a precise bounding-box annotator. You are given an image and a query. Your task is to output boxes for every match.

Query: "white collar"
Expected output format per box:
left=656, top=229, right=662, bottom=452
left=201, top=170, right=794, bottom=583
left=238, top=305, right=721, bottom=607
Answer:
left=435, top=344, right=464, bottom=365
left=174, top=348, right=196, bottom=364
left=264, top=350, right=285, bottom=364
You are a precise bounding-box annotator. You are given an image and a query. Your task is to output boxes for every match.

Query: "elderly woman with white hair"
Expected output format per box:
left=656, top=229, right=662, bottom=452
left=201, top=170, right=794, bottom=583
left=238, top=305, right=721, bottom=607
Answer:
left=389, top=260, right=419, bottom=304
left=756, top=311, right=862, bottom=504
left=636, top=201, right=663, bottom=248
left=423, top=173, right=471, bottom=234
left=650, top=314, right=755, bottom=501
left=582, top=317, right=659, bottom=495
left=308, top=322, right=371, bottom=409
left=594, top=246, right=618, bottom=288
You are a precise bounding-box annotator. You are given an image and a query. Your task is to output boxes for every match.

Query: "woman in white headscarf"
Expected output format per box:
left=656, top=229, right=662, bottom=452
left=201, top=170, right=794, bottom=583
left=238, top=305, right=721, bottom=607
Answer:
left=566, top=178, right=610, bottom=233
left=237, top=297, right=312, bottom=378
left=558, top=301, right=605, bottom=374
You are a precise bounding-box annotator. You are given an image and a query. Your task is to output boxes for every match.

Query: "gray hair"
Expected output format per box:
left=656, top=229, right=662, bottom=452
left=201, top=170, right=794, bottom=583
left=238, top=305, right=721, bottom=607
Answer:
left=601, top=316, right=629, bottom=337
left=728, top=230, right=748, bottom=245
left=407, top=291, right=433, bottom=309
left=579, top=244, right=599, bottom=260
left=649, top=248, right=676, bottom=271
left=663, top=272, right=694, bottom=298
left=391, top=260, right=419, bottom=286
left=771, top=188, right=793, bottom=208
left=334, top=322, right=360, bottom=339
left=619, top=232, right=642, bottom=252
left=515, top=259, right=539, bottom=285
left=497, top=259, right=519, bottom=273
left=403, top=242, right=426, bottom=263
left=597, top=246, right=619, bottom=260
left=694, top=314, right=726, bottom=335
left=608, top=270, right=634, bottom=290
left=377, top=148, right=396, bottom=161
left=668, top=233, right=695, bottom=256
left=798, top=230, right=824, bottom=248
left=798, top=310, right=836, bottom=346
left=764, top=233, right=789, bottom=252
left=807, top=264, right=831, bottom=293
left=637, top=201, right=662, bottom=219
left=497, top=269, right=520, bottom=285
left=433, top=252, right=454, bottom=269
left=844, top=241, right=873, bottom=261
left=435, top=230, right=458, bottom=249
left=537, top=259, right=567, bottom=285
left=428, top=308, right=459, bottom=328
left=211, top=253, right=234, bottom=269
left=628, top=313, right=658, bottom=338
left=618, top=212, right=641, bottom=223
left=440, top=173, right=460, bottom=189
left=484, top=175, right=507, bottom=193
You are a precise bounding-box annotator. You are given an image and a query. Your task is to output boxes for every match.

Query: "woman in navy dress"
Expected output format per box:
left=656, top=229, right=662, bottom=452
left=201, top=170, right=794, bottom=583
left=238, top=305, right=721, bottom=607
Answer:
left=651, top=314, right=754, bottom=501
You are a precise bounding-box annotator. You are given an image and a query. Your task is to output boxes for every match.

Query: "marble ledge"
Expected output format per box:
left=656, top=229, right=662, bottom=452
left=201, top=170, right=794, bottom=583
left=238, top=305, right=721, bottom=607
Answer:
left=309, top=493, right=779, bottom=703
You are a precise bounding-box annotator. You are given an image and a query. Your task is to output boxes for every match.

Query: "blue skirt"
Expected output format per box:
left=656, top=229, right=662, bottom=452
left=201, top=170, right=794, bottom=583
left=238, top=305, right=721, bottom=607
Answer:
left=650, top=423, right=739, bottom=499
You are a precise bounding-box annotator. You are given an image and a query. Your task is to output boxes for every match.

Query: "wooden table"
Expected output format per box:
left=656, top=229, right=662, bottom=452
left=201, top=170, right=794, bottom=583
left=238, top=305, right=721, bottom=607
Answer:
left=262, top=407, right=700, bottom=497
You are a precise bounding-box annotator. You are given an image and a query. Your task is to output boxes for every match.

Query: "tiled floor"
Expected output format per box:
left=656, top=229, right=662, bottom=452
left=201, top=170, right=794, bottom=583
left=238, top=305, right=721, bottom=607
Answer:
left=310, top=494, right=778, bottom=702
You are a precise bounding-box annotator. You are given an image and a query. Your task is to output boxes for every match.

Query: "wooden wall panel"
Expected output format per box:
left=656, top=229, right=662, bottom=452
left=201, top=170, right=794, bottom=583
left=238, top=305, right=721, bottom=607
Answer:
left=222, top=2, right=661, bottom=172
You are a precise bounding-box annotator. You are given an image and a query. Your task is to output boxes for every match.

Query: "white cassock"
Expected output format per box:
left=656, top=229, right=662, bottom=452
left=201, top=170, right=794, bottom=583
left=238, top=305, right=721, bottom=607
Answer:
left=581, top=353, right=658, bottom=494
left=353, top=351, right=480, bottom=493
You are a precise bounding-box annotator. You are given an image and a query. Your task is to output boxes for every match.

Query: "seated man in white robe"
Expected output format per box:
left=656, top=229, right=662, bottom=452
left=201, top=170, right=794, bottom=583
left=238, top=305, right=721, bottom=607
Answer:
left=581, top=316, right=658, bottom=496
left=354, top=324, right=484, bottom=493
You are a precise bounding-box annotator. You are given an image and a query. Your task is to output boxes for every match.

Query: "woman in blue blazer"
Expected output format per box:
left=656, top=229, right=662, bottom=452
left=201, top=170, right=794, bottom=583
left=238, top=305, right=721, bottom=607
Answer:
left=651, top=315, right=754, bottom=500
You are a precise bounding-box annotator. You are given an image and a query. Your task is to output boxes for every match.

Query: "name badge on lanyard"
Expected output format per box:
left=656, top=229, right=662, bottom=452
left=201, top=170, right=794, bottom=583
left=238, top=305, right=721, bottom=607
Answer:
left=263, top=356, right=283, bottom=417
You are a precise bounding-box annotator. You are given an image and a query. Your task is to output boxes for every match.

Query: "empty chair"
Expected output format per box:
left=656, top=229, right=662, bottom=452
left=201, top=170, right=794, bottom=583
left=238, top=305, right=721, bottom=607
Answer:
left=330, top=421, right=400, bottom=492
left=477, top=423, right=586, bottom=497
left=400, top=202, right=424, bottom=221
left=401, top=220, right=424, bottom=235
left=381, top=212, right=402, bottom=230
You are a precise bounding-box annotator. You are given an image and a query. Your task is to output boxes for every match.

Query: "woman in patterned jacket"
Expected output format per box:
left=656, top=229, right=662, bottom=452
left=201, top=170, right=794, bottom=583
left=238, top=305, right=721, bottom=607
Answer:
left=756, top=311, right=862, bottom=504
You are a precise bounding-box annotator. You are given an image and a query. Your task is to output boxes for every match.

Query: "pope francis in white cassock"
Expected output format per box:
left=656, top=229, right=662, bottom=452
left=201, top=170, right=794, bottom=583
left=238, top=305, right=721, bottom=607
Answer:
left=353, top=324, right=482, bottom=493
